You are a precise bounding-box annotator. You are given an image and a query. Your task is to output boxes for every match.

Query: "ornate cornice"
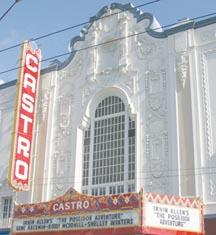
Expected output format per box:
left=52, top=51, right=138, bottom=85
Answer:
left=0, top=5, right=216, bottom=89
left=39, top=3, right=216, bottom=75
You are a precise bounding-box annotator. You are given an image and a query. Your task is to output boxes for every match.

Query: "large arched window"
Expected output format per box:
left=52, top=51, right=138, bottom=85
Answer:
left=82, top=96, right=135, bottom=195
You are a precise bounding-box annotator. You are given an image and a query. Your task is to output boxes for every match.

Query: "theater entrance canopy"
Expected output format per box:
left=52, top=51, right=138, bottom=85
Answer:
left=12, top=188, right=204, bottom=235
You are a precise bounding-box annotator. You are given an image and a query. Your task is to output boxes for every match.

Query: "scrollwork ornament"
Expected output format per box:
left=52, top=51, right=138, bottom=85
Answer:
left=176, top=53, right=189, bottom=89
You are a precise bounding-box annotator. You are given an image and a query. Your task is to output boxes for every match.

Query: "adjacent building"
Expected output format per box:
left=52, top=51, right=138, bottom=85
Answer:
left=0, top=3, right=215, bottom=234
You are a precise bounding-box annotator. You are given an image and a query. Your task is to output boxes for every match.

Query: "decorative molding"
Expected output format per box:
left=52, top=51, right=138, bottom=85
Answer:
left=200, top=51, right=214, bottom=159
left=81, top=67, right=137, bottom=107
left=176, top=52, right=189, bottom=89
left=209, top=178, right=216, bottom=196
left=148, top=93, right=163, bottom=111
left=0, top=3, right=215, bottom=80
left=135, top=35, right=157, bottom=59
left=81, top=80, right=98, bottom=107
left=50, top=81, right=75, bottom=197
left=118, top=12, right=129, bottom=69
left=144, top=69, right=169, bottom=193
left=205, top=171, right=216, bottom=202
left=53, top=151, right=71, bottom=194
left=58, top=95, right=74, bottom=136
left=146, top=70, right=167, bottom=115
left=200, top=48, right=216, bottom=203
left=86, top=24, right=99, bottom=83
left=38, top=89, right=50, bottom=122
left=207, top=152, right=216, bottom=202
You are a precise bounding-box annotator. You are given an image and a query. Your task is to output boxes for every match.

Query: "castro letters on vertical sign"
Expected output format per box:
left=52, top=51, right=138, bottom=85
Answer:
left=8, top=42, right=41, bottom=191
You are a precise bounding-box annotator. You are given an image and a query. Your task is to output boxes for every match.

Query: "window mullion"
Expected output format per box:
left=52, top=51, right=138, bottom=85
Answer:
left=88, top=120, right=95, bottom=193
left=95, top=111, right=125, bottom=121
left=124, top=112, right=129, bottom=193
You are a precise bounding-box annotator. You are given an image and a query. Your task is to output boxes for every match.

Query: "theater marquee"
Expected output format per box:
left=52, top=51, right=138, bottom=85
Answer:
left=12, top=188, right=204, bottom=235
left=8, top=41, right=41, bottom=191
left=12, top=188, right=141, bottom=235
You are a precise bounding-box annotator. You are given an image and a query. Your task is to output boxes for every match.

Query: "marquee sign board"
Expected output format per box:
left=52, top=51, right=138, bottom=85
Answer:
left=144, top=202, right=202, bottom=232
left=13, top=210, right=140, bottom=232
left=12, top=188, right=204, bottom=235
left=8, top=42, right=41, bottom=191
left=142, top=193, right=204, bottom=235
left=12, top=188, right=141, bottom=234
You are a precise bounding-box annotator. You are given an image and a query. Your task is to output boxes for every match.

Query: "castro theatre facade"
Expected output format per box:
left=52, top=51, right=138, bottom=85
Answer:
left=0, top=2, right=216, bottom=235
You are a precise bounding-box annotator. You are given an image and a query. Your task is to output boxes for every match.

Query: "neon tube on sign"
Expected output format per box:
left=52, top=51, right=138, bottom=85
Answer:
left=8, top=42, right=41, bottom=191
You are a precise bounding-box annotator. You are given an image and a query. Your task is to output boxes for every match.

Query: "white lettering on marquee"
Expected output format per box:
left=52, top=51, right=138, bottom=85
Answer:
left=13, top=210, right=138, bottom=232
left=52, top=201, right=90, bottom=212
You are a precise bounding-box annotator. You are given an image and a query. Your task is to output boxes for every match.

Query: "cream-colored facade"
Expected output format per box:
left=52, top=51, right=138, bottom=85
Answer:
left=0, top=2, right=216, bottom=231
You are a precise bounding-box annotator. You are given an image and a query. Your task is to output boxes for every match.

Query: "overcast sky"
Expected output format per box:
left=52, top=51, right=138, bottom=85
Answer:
left=0, top=0, right=216, bottom=82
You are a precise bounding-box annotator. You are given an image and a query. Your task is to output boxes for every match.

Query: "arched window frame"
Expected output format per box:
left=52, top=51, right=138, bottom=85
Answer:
left=81, top=90, right=136, bottom=195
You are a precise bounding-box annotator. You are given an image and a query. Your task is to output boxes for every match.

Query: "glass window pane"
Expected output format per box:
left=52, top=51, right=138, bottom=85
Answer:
left=82, top=96, right=135, bottom=195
